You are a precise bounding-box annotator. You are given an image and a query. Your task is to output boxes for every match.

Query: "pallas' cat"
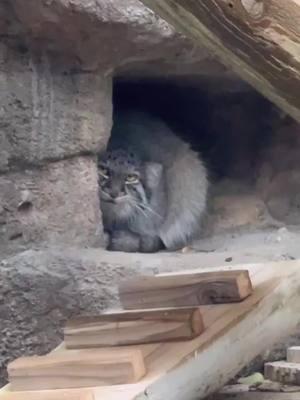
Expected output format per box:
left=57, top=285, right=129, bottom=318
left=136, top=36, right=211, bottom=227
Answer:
left=98, top=111, right=208, bottom=252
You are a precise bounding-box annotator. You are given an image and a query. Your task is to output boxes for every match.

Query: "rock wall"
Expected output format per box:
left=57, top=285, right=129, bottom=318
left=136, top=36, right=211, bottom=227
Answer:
left=0, top=41, right=112, bottom=254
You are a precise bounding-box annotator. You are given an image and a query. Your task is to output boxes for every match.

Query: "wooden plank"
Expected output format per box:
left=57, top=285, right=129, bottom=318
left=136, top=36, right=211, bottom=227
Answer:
left=264, top=361, right=300, bottom=385
left=119, top=269, right=252, bottom=309
left=138, top=0, right=300, bottom=123
left=7, top=348, right=146, bottom=391
left=0, top=389, right=94, bottom=400
left=3, top=261, right=300, bottom=400
left=287, top=347, right=300, bottom=363
left=64, top=307, right=204, bottom=349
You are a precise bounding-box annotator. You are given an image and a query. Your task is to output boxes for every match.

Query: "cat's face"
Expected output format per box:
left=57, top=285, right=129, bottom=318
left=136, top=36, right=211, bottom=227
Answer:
left=98, top=149, right=148, bottom=220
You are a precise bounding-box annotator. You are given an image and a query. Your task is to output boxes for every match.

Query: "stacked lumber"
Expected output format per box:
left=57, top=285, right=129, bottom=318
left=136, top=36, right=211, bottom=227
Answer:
left=64, top=307, right=204, bottom=348
left=4, top=267, right=254, bottom=397
left=119, top=270, right=252, bottom=309
left=3, top=260, right=300, bottom=399
left=8, top=348, right=146, bottom=390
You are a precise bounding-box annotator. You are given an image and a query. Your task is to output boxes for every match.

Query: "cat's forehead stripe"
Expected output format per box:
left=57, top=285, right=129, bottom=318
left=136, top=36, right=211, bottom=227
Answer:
left=100, top=149, right=141, bottom=169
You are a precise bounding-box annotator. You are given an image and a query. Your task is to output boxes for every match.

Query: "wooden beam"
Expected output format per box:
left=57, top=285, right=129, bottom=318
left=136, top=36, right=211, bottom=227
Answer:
left=119, top=270, right=252, bottom=309
left=138, top=0, right=300, bottom=123
left=7, top=348, right=146, bottom=391
left=287, top=347, right=300, bottom=363
left=0, top=389, right=94, bottom=400
left=264, top=361, right=300, bottom=385
left=64, top=307, right=204, bottom=348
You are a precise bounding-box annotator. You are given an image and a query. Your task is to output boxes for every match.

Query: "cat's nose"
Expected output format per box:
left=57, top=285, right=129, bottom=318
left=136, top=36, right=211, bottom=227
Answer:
left=109, top=188, right=120, bottom=199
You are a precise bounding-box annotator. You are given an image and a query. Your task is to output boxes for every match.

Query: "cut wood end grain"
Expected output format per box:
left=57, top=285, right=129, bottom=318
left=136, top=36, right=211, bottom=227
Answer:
left=264, top=361, right=300, bottom=385
left=287, top=346, right=300, bottom=363
left=8, top=348, right=146, bottom=391
left=119, top=269, right=253, bottom=309
left=237, top=271, right=253, bottom=299
left=64, top=307, right=204, bottom=348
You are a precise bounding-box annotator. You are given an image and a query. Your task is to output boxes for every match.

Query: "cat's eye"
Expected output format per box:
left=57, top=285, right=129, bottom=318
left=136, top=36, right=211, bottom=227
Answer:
left=126, top=174, right=139, bottom=184
left=98, top=166, right=109, bottom=179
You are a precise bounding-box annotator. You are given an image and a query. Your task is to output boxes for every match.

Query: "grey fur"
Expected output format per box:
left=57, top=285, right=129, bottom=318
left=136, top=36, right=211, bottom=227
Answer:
left=99, top=111, right=208, bottom=252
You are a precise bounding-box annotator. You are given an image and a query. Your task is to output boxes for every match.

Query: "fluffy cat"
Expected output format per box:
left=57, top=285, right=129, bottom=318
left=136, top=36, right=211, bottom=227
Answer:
left=98, top=111, right=208, bottom=252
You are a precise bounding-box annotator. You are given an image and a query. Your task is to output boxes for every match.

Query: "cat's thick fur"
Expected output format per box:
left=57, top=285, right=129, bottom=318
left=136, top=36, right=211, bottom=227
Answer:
left=99, top=111, right=208, bottom=252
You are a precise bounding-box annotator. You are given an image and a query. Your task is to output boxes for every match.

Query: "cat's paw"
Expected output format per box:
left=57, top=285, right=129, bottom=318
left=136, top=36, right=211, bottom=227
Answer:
left=108, top=230, right=140, bottom=252
left=103, top=231, right=110, bottom=249
left=140, top=235, right=163, bottom=253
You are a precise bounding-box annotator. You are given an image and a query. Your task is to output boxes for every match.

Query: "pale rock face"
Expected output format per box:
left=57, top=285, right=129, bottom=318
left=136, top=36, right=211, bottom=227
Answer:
left=0, top=0, right=230, bottom=76
left=0, top=44, right=112, bottom=171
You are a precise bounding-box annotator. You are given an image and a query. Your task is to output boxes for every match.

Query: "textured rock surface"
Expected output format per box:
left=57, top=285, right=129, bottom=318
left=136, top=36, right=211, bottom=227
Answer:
left=0, top=156, right=103, bottom=253
left=0, top=0, right=230, bottom=77
left=257, top=118, right=300, bottom=226
left=0, top=43, right=112, bottom=171
left=205, top=191, right=267, bottom=236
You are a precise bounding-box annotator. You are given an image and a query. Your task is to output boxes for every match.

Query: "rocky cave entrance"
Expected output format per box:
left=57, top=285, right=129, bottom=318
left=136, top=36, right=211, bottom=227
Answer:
left=111, top=77, right=300, bottom=263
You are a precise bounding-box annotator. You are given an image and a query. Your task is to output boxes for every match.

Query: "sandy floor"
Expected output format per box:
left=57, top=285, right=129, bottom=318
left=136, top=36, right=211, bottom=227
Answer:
left=188, top=226, right=300, bottom=266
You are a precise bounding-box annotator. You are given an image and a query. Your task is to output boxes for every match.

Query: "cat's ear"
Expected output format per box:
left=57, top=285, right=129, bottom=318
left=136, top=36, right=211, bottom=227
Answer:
left=144, top=162, right=163, bottom=189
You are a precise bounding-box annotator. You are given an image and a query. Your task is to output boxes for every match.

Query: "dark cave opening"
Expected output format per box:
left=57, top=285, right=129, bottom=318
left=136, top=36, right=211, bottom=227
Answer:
left=112, top=78, right=279, bottom=183
left=107, top=77, right=300, bottom=257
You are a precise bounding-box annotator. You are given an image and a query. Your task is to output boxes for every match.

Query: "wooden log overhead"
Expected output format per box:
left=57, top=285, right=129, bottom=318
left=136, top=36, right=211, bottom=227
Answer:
left=139, top=0, right=300, bottom=122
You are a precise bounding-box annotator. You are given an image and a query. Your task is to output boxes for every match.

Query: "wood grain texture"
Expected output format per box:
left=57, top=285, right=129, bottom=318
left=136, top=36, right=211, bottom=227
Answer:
left=64, top=307, right=204, bottom=348
left=7, top=348, right=146, bottom=391
left=139, top=0, right=300, bottom=123
left=287, top=347, right=300, bottom=363
left=264, top=361, right=300, bottom=385
left=0, top=389, right=94, bottom=400
left=119, top=270, right=252, bottom=309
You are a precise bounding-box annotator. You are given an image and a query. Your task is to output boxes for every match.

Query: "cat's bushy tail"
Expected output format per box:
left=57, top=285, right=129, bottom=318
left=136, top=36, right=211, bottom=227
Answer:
left=111, top=110, right=208, bottom=250
left=159, top=145, right=208, bottom=250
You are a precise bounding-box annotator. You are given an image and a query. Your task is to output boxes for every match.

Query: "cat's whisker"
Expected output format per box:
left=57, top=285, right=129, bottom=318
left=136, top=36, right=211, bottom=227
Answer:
left=137, top=202, right=163, bottom=219
left=133, top=203, right=149, bottom=219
